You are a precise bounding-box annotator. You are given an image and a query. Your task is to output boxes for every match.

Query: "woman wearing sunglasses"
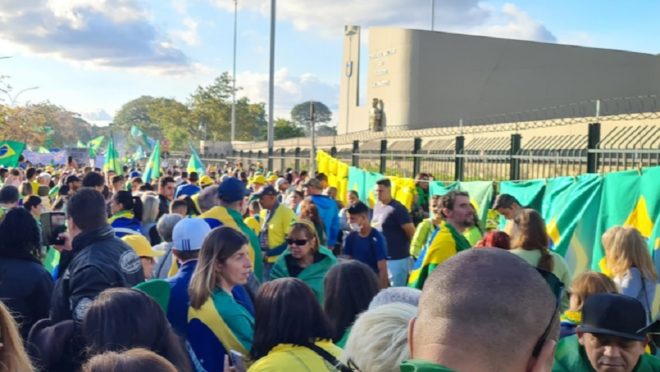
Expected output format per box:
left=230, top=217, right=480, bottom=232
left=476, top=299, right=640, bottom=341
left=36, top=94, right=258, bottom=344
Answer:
left=270, top=220, right=337, bottom=303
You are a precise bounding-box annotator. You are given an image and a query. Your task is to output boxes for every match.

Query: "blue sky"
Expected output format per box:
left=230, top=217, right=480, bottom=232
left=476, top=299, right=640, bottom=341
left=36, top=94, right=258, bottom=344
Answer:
left=0, top=0, right=658, bottom=126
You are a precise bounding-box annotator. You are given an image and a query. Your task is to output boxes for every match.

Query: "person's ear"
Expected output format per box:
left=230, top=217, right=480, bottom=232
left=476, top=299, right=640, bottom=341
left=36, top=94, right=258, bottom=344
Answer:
left=577, top=330, right=586, bottom=346
left=408, top=316, right=416, bottom=356
left=527, top=339, right=556, bottom=372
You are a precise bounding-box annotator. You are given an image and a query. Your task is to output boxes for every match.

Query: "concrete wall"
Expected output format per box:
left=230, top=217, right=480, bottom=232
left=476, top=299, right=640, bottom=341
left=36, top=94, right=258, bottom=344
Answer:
left=338, top=27, right=660, bottom=134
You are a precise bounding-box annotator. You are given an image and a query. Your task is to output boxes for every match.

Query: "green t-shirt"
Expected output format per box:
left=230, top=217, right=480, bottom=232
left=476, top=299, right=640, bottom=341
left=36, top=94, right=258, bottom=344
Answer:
left=400, top=359, right=456, bottom=372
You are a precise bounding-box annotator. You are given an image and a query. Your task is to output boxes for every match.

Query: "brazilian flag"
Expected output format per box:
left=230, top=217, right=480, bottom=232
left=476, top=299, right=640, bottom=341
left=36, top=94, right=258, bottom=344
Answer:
left=143, top=141, right=161, bottom=183
left=103, top=137, right=123, bottom=176
left=0, top=141, right=26, bottom=167
left=187, top=144, right=206, bottom=176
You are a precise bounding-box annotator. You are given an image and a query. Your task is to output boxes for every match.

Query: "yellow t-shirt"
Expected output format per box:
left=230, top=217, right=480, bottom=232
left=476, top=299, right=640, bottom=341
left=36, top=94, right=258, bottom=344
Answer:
left=248, top=340, right=341, bottom=372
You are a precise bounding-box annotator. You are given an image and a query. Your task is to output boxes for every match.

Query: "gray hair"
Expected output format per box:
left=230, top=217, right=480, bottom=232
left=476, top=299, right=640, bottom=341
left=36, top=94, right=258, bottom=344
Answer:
left=342, top=303, right=416, bottom=372
left=197, top=185, right=220, bottom=213
left=368, top=287, right=422, bottom=310
left=141, top=192, right=160, bottom=224
left=156, top=213, right=183, bottom=242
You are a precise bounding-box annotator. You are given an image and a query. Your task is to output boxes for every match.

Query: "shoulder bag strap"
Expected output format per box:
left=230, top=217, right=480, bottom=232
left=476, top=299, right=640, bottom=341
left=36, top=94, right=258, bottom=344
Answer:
left=305, top=343, right=352, bottom=372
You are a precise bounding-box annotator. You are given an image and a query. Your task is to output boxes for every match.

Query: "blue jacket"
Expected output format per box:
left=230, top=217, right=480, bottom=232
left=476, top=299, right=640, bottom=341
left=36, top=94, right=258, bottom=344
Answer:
left=309, top=195, right=340, bottom=247
left=165, top=260, right=197, bottom=337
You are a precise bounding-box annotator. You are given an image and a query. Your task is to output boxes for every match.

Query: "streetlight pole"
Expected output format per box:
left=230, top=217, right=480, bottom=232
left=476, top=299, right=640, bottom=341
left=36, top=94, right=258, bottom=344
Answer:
left=267, top=0, right=276, bottom=171
left=230, top=0, right=238, bottom=143
left=309, top=102, right=316, bottom=175
left=431, top=0, right=435, bottom=30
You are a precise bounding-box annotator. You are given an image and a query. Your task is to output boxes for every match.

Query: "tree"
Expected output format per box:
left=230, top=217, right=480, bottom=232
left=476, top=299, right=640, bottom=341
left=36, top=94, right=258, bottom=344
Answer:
left=274, top=118, right=305, bottom=139
left=315, top=124, right=337, bottom=136
left=290, top=101, right=332, bottom=133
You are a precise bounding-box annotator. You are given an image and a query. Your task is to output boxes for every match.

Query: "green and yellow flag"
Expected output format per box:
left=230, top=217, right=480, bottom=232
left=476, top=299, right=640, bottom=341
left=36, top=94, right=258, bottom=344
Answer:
left=143, top=141, right=161, bottom=183
left=87, top=135, right=105, bottom=157
left=187, top=144, right=205, bottom=175
left=103, top=137, right=123, bottom=176
left=0, top=141, right=26, bottom=167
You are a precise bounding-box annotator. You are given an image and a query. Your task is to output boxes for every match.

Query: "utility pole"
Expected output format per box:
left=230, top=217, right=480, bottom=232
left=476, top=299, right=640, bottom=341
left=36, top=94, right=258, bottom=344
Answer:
left=310, top=102, right=316, bottom=176
left=231, top=0, right=238, bottom=143
left=267, top=0, right=276, bottom=171
left=431, top=0, right=436, bottom=30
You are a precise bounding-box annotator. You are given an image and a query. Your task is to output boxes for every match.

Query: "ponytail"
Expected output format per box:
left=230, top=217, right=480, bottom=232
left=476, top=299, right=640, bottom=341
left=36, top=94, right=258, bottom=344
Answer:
left=131, top=196, right=143, bottom=221
left=537, top=247, right=554, bottom=272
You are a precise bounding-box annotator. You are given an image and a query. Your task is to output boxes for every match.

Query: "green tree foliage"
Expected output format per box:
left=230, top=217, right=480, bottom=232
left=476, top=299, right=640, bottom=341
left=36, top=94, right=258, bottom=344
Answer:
left=315, top=124, right=337, bottom=136
left=274, top=118, right=305, bottom=139
left=290, top=101, right=332, bottom=132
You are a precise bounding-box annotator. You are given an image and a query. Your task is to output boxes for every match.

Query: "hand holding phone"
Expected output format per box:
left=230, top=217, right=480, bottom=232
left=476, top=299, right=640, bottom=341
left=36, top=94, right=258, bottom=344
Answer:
left=229, top=350, right=247, bottom=372
left=41, top=212, right=67, bottom=246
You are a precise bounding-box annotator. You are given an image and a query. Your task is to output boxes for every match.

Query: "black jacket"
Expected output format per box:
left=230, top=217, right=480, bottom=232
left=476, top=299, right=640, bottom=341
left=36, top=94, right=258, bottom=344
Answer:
left=50, top=225, right=144, bottom=323
left=0, top=256, right=53, bottom=339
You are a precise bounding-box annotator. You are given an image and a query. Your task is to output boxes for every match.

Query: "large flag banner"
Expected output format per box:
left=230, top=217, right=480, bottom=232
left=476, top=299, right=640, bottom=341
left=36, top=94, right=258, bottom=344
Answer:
left=143, top=141, right=161, bottom=183
left=348, top=166, right=366, bottom=202
left=544, top=174, right=602, bottom=275
left=0, top=141, right=26, bottom=167
left=541, top=176, right=575, bottom=222
left=429, top=181, right=459, bottom=197
left=592, top=170, right=641, bottom=270
left=187, top=144, right=205, bottom=175
left=103, top=137, right=123, bottom=175
left=364, top=171, right=383, bottom=207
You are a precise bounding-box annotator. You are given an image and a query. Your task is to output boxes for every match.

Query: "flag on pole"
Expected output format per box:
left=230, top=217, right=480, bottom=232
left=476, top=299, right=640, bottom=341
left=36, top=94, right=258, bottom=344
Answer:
left=103, top=136, right=123, bottom=175
left=0, top=141, right=26, bottom=167
left=87, top=135, right=105, bottom=157
left=187, top=144, right=205, bottom=175
left=143, top=141, right=161, bottom=183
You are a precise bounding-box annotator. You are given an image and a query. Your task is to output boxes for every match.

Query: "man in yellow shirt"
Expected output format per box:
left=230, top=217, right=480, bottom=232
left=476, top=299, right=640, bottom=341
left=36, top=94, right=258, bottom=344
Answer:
left=257, top=186, right=297, bottom=272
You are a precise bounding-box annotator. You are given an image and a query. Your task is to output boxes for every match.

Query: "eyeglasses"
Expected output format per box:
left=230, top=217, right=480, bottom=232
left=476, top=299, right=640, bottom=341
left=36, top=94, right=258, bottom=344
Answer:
left=286, top=238, right=308, bottom=246
left=531, top=268, right=564, bottom=358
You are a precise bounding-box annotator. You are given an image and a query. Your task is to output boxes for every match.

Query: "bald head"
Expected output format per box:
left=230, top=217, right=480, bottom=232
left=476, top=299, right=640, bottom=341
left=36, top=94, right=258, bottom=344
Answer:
left=411, top=249, right=557, bottom=371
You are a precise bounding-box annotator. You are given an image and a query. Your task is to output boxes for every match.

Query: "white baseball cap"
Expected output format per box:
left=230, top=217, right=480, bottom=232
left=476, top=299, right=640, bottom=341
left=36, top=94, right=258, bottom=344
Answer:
left=172, top=218, right=211, bottom=252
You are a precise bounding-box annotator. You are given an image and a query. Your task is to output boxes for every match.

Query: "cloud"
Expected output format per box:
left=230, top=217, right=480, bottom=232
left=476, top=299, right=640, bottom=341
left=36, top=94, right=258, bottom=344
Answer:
left=210, top=0, right=556, bottom=43
left=237, top=68, right=339, bottom=121
left=80, top=108, right=113, bottom=125
left=0, top=0, right=194, bottom=73
left=170, top=18, right=200, bottom=47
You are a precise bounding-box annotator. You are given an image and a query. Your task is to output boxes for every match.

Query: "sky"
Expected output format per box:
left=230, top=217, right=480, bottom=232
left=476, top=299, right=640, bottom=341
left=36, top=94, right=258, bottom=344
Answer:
left=0, top=0, right=658, bottom=126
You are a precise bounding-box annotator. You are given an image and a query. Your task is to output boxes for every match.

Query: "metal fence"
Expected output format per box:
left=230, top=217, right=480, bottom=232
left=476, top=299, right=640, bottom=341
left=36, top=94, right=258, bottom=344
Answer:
left=222, top=122, right=660, bottom=181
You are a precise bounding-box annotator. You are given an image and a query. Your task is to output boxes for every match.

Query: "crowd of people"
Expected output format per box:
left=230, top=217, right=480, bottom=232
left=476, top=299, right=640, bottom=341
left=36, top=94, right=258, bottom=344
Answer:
left=0, top=162, right=658, bottom=372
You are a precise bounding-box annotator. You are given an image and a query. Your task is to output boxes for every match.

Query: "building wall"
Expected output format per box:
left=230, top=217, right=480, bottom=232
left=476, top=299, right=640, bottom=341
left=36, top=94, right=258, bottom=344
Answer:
left=338, top=27, right=660, bottom=134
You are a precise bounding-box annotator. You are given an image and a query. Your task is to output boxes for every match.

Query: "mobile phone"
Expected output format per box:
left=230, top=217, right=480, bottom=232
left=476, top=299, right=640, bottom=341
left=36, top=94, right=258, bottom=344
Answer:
left=41, top=212, right=67, bottom=245
left=229, top=350, right=247, bottom=372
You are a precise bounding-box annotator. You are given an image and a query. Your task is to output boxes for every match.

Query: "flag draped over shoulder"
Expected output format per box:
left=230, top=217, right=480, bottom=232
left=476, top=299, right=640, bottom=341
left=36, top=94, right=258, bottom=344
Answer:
left=103, top=137, right=123, bottom=175
left=143, top=141, right=161, bottom=183
left=408, top=220, right=471, bottom=289
left=187, top=144, right=205, bottom=175
left=0, top=141, right=26, bottom=167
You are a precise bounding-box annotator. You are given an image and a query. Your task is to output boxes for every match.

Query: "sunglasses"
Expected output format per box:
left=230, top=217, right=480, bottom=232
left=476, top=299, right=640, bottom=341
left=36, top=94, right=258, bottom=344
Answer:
left=286, top=238, right=308, bottom=246
left=531, top=268, right=564, bottom=358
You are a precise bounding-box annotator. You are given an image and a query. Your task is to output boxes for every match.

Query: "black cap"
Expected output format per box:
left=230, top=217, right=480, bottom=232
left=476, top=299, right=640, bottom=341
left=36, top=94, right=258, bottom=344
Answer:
left=578, top=293, right=647, bottom=341
left=254, top=185, right=278, bottom=198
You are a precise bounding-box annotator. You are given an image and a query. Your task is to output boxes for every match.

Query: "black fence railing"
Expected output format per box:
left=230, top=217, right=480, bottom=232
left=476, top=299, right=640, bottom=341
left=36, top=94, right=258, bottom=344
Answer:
left=217, top=122, right=660, bottom=181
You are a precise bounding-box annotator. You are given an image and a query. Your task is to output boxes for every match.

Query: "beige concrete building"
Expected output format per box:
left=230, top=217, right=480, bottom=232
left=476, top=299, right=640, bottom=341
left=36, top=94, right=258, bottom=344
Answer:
left=339, top=27, right=660, bottom=135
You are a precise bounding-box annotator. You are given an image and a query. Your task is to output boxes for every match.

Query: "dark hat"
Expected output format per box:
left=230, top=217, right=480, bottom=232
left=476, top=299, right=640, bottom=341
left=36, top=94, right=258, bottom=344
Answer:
left=347, top=201, right=369, bottom=215
left=217, top=177, right=249, bottom=203
left=254, top=185, right=278, bottom=198
left=578, top=293, right=647, bottom=341
left=493, top=193, right=520, bottom=209
left=303, top=178, right=322, bottom=189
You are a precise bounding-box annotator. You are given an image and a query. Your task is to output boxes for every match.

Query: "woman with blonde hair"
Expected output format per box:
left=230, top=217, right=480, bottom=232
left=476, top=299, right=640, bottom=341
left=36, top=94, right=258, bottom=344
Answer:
left=270, top=220, right=337, bottom=303
left=140, top=192, right=161, bottom=245
left=509, top=209, right=571, bottom=309
left=0, top=300, right=33, bottom=371
left=559, top=271, right=617, bottom=338
left=187, top=227, right=255, bottom=372
left=603, top=226, right=658, bottom=320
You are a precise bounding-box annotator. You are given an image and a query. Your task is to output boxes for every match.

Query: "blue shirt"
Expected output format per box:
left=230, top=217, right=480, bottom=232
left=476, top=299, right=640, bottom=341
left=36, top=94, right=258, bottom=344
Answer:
left=175, top=183, right=201, bottom=198
left=344, top=228, right=388, bottom=273
left=165, top=259, right=197, bottom=337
